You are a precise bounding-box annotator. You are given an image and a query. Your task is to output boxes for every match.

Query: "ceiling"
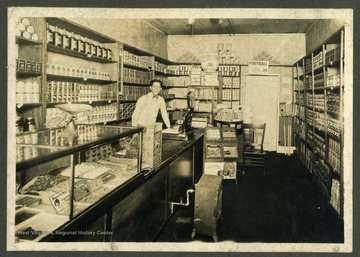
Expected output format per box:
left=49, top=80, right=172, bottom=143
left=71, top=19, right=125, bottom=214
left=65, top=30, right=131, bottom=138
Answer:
left=145, top=18, right=318, bottom=35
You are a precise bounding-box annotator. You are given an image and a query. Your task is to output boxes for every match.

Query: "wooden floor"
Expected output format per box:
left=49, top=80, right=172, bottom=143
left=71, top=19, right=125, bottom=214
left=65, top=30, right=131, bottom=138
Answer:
left=155, top=152, right=344, bottom=243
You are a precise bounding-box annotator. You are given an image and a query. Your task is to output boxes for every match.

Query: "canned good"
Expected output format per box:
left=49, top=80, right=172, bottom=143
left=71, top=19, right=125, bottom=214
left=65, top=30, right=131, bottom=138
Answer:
left=33, top=81, right=39, bottom=93
left=21, top=18, right=30, bottom=26
left=24, top=147, right=32, bottom=159
left=19, top=59, right=26, bottom=71
left=22, top=31, right=31, bottom=39
left=23, top=134, right=32, bottom=143
left=16, top=81, right=25, bottom=93
left=25, top=61, right=32, bottom=72
left=16, top=134, right=25, bottom=144
left=32, top=147, right=39, bottom=158
left=32, top=93, right=40, bottom=103
left=26, top=26, right=34, bottom=33
left=31, top=61, right=37, bottom=72
left=17, top=23, right=26, bottom=32
left=25, top=81, right=33, bottom=92
left=16, top=146, right=24, bottom=162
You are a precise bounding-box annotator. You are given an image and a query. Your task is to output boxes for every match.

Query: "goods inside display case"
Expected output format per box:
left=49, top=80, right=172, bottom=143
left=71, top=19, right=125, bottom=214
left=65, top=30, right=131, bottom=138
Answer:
left=15, top=125, right=143, bottom=242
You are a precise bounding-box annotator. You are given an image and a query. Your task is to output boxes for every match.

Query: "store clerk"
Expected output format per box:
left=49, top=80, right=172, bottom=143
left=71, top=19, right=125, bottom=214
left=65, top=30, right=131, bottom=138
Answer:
left=132, top=79, right=171, bottom=129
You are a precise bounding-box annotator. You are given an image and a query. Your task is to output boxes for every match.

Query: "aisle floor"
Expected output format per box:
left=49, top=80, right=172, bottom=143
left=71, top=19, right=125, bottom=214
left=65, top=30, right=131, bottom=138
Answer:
left=155, top=152, right=344, bottom=243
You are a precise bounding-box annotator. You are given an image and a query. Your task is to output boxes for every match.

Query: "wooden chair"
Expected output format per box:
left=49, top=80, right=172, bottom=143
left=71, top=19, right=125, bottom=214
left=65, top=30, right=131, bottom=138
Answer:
left=242, top=123, right=266, bottom=175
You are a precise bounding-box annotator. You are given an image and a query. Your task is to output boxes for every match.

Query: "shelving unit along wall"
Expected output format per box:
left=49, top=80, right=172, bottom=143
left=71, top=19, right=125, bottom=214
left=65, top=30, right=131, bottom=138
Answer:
left=293, top=28, right=344, bottom=218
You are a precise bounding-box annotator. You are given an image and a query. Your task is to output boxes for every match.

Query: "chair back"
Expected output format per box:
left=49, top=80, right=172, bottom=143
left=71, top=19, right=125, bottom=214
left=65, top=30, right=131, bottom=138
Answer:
left=243, top=123, right=266, bottom=152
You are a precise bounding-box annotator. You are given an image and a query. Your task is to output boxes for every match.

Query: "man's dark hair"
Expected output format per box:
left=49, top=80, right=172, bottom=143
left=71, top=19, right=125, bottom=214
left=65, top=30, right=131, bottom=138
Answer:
left=149, top=79, right=163, bottom=87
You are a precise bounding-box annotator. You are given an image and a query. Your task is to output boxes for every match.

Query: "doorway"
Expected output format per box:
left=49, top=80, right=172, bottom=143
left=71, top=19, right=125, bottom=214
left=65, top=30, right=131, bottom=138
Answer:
left=242, top=74, right=280, bottom=151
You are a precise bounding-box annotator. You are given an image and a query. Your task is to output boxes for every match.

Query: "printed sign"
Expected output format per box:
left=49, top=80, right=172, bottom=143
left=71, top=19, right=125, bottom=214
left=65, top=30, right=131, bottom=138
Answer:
left=50, top=189, right=70, bottom=213
left=248, top=60, right=269, bottom=75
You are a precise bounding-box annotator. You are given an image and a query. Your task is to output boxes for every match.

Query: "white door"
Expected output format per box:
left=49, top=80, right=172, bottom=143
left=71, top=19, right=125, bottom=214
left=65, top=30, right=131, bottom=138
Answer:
left=243, top=75, right=279, bottom=151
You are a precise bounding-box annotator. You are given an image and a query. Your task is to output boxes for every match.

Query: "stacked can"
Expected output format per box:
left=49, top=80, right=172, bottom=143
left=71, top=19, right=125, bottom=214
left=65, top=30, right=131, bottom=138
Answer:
left=15, top=17, right=39, bottom=41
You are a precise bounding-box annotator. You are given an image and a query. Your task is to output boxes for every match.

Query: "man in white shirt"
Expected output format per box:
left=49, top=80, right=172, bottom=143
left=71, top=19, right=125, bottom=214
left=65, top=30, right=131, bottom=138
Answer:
left=132, top=79, right=171, bottom=129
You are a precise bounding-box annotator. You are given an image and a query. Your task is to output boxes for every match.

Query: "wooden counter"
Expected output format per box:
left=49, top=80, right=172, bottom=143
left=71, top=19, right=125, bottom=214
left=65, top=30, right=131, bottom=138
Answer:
left=43, top=129, right=204, bottom=242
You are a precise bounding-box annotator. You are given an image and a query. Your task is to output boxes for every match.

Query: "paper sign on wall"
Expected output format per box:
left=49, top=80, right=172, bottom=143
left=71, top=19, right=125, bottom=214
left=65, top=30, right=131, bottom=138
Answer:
left=248, top=60, right=269, bottom=75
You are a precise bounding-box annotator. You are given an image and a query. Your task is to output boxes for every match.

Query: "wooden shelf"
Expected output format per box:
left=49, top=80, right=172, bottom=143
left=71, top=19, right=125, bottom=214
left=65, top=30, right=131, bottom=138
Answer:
left=16, top=103, right=43, bottom=109
left=16, top=36, right=42, bottom=45
left=325, top=60, right=341, bottom=67
left=122, top=82, right=149, bottom=86
left=47, top=18, right=116, bottom=43
left=164, top=85, right=188, bottom=88
left=16, top=71, right=42, bottom=77
left=120, top=99, right=137, bottom=103
left=124, top=63, right=151, bottom=71
left=46, top=100, right=117, bottom=107
left=325, top=85, right=341, bottom=90
left=46, top=73, right=116, bottom=84
left=47, top=44, right=117, bottom=64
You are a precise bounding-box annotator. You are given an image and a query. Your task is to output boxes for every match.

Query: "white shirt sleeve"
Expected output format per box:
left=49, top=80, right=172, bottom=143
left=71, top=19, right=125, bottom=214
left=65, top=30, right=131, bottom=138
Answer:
left=132, top=96, right=146, bottom=126
left=160, top=99, right=171, bottom=128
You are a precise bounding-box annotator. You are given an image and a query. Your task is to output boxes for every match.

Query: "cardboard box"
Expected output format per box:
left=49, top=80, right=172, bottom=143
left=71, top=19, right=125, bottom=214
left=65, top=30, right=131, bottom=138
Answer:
left=142, top=123, right=162, bottom=169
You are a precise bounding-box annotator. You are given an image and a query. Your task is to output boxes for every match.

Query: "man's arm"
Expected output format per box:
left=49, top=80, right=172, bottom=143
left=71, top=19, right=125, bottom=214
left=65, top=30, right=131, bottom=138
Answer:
left=132, top=97, right=145, bottom=126
left=160, top=99, right=171, bottom=128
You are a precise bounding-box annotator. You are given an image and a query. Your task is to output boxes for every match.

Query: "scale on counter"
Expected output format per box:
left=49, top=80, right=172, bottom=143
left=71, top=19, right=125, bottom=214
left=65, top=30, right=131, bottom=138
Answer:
left=162, top=91, right=195, bottom=141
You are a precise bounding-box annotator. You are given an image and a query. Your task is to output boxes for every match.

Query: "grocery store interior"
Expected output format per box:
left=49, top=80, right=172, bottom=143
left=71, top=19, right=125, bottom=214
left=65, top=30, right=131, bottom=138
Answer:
left=11, top=10, right=352, bottom=249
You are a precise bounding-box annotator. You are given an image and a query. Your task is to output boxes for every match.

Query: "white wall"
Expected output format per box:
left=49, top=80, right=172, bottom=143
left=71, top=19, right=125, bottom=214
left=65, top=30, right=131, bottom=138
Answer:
left=305, top=19, right=345, bottom=54
left=69, top=18, right=168, bottom=58
left=167, top=34, right=305, bottom=66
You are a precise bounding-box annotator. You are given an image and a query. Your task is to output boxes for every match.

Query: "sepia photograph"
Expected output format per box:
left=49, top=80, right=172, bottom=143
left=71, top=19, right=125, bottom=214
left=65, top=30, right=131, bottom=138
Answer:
left=4, top=4, right=355, bottom=255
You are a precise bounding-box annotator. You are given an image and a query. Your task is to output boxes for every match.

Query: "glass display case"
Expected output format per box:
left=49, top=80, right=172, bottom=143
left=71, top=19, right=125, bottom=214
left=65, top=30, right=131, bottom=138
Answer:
left=15, top=125, right=143, bottom=242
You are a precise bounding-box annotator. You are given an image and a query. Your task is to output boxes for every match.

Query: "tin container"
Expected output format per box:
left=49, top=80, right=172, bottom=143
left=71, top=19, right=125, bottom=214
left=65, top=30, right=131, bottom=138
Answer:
left=36, top=62, right=42, bottom=73
left=25, top=61, right=32, bottom=72
left=19, top=60, right=26, bottom=71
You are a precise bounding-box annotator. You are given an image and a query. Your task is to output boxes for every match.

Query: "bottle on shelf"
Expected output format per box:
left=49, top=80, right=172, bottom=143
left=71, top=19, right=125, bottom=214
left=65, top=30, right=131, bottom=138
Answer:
left=84, top=37, right=91, bottom=55
left=54, top=26, right=62, bottom=47
left=46, top=23, right=54, bottom=45
left=62, top=29, right=70, bottom=49
left=96, top=42, right=103, bottom=58
left=78, top=35, right=85, bottom=54
left=107, top=47, right=112, bottom=60
left=70, top=32, right=78, bottom=51
left=102, top=45, right=108, bottom=59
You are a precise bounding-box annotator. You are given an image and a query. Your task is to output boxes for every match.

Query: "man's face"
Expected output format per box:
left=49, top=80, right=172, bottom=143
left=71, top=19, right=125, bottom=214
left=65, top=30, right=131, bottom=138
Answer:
left=150, top=82, right=162, bottom=96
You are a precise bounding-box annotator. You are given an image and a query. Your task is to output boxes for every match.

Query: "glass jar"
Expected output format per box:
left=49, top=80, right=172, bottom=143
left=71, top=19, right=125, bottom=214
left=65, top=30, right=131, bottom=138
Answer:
left=70, top=32, right=78, bottom=51
left=62, top=29, right=70, bottom=49
left=77, top=35, right=85, bottom=53
left=90, top=39, right=97, bottom=57
left=84, top=37, right=91, bottom=55
left=46, top=23, right=54, bottom=45
left=54, top=26, right=62, bottom=47
left=96, top=42, right=103, bottom=58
